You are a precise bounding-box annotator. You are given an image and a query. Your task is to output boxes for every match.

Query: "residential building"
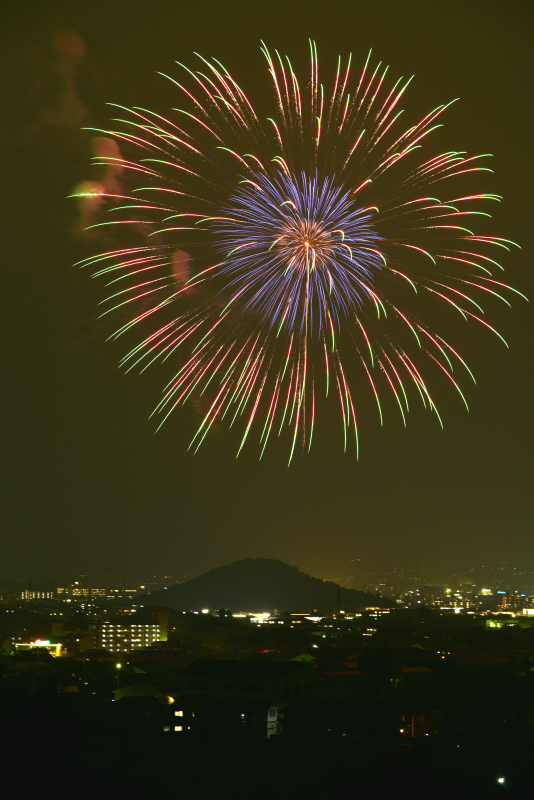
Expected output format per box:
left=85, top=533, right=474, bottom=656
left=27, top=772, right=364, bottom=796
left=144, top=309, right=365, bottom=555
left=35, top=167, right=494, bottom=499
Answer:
left=91, top=622, right=161, bottom=652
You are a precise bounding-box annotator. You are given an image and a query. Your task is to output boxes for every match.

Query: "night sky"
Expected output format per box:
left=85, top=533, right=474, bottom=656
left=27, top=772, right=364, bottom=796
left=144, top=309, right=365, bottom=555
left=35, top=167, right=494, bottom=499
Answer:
left=2, top=0, right=532, bottom=587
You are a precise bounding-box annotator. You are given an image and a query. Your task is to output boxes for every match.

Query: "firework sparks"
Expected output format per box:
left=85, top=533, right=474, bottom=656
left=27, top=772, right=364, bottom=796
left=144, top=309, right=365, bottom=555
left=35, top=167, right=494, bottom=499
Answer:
left=75, top=42, right=524, bottom=462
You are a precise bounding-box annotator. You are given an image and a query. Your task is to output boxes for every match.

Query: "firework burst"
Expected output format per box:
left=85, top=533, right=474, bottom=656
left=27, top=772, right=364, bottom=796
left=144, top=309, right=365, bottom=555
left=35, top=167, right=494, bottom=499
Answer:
left=75, top=42, right=523, bottom=462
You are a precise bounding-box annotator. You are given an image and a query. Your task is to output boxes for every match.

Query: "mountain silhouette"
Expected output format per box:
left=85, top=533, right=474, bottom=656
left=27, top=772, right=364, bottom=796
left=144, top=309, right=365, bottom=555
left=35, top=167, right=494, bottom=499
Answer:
left=136, top=558, right=390, bottom=613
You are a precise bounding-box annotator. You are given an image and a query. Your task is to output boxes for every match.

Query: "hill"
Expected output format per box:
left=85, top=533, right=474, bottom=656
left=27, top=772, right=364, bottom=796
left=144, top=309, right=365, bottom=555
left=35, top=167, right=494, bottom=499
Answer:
left=135, top=558, right=391, bottom=613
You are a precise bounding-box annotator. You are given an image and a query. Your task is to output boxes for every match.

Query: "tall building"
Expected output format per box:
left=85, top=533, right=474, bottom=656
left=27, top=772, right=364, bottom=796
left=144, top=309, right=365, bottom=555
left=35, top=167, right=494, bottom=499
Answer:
left=91, top=622, right=161, bottom=653
left=21, top=590, right=53, bottom=600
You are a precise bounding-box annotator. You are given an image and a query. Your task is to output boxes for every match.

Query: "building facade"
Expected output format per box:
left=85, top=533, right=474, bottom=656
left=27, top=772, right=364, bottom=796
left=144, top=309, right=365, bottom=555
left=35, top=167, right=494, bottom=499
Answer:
left=91, top=622, right=161, bottom=653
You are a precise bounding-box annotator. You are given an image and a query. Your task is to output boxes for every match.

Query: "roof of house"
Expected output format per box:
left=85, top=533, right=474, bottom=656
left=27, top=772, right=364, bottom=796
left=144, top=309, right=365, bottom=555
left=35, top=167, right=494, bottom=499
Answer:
left=178, top=659, right=323, bottom=679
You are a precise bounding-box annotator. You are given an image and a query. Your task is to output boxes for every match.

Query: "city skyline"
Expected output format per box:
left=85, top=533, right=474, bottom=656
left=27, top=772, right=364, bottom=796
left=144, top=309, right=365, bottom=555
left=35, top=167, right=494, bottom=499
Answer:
left=4, top=556, right=534, bottom=601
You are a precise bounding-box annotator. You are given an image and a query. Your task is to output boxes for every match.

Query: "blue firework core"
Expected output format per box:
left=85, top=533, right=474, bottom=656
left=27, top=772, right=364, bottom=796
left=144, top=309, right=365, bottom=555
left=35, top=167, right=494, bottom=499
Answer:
left=213, top=171, right=384, bottom=334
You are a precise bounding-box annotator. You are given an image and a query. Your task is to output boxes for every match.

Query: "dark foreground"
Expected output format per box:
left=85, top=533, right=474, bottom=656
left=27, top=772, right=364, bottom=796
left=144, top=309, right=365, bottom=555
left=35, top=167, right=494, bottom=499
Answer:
left=3, top=683, right=531, bottom=797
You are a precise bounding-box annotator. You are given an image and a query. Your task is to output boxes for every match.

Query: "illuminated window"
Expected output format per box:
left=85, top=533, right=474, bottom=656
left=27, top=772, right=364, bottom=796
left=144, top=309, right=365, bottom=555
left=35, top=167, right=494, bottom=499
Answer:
left=174, top=726, right=182, bottom=732
left=175, top=710, right=183, bottom=717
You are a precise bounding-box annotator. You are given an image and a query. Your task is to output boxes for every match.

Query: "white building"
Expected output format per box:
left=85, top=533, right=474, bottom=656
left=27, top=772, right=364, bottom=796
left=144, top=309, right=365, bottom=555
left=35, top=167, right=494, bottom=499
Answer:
left=266, top=703, right=286, bottom=738
left=92, top=622, right=160, bottom=652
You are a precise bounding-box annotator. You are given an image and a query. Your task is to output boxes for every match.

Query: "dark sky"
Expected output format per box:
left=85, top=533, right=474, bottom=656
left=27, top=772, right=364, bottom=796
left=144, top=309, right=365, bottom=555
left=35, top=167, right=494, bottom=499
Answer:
left=2, top=0, right=532, bottom=587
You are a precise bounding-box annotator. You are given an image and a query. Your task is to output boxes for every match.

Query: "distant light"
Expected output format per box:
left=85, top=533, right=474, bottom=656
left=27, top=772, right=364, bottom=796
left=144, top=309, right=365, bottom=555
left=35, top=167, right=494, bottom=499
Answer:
left=116, top=663, right=122, bottom=669
left=497, top=776, right=506, bottom=785
left=201, top=609, right=209, bottom=614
